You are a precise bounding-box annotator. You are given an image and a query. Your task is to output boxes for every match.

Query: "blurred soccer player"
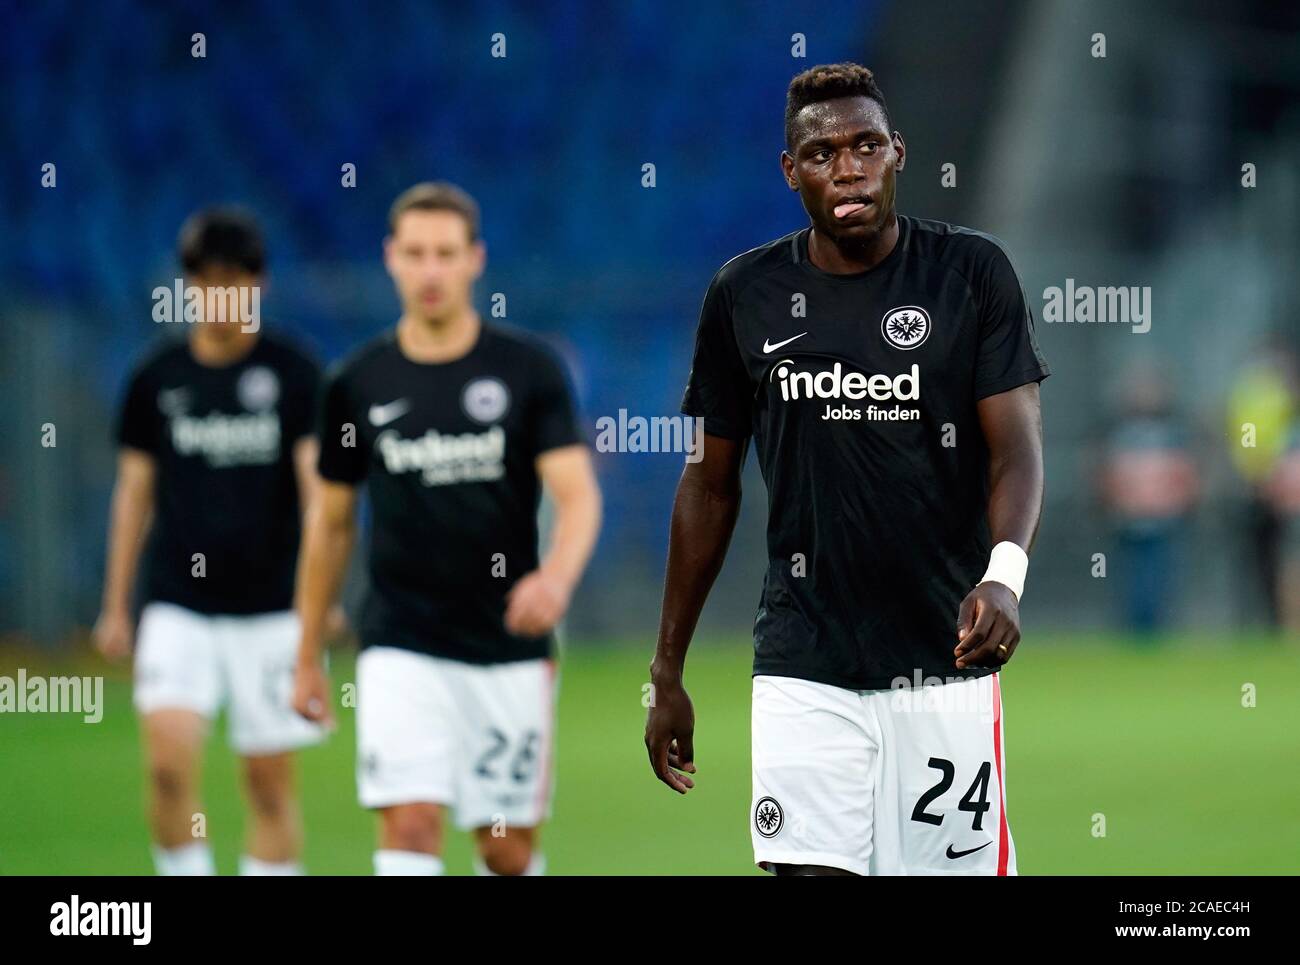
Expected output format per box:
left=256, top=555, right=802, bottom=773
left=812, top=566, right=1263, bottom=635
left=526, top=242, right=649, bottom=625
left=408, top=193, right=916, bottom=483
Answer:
left=645, top=64, right=1050, bottom=875
left=94, top=208, right=326, bottom=875
left=292, top=183, right=600, bottom=876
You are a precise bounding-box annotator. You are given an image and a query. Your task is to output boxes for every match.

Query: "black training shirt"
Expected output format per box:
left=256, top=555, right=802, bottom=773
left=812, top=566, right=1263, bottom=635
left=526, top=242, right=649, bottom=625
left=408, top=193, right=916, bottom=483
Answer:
left=117, top=332, right=319, bottom=615
left=681, top=216, right=1050, bottom=689
left=317, top=323, right=583, bottom=664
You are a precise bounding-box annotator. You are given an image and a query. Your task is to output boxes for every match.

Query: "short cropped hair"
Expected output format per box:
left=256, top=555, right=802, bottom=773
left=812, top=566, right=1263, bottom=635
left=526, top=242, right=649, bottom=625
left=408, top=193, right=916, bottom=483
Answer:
left=388, top=181, right=481, bottom=241
left=785, top=63, right=892, bottom=150
left=178, top=207, right=266, bottom=274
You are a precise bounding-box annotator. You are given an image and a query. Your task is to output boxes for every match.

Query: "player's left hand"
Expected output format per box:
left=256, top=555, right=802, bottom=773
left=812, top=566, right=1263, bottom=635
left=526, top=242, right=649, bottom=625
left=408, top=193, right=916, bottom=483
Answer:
left=291, top=658, right=335, bottom=726
left=954, top=581, right=1020, bottom=669
left=504, top=568, right=571, bottom=637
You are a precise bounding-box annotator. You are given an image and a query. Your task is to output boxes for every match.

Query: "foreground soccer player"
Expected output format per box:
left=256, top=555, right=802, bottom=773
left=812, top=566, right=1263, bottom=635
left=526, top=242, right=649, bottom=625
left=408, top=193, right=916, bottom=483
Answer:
left=645, top=64, right=1049, bottom=875
left=95, top=209, right=325, bottom=875
left=293, top=183, right=600, bottom=876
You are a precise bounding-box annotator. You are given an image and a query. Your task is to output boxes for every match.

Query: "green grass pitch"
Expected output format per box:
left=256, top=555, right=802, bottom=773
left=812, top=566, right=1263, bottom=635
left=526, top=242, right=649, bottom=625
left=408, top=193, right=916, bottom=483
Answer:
left=1, top=635, right=1296, bottom=874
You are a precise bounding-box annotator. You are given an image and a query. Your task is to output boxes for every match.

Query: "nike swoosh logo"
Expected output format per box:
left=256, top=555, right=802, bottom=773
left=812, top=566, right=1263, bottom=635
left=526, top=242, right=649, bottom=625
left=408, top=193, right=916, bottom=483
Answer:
left=762, top=332, right=808, bottom=353
left=368, top=399, right=411, bottom=427
left=945, top=841, right=993, bottom=860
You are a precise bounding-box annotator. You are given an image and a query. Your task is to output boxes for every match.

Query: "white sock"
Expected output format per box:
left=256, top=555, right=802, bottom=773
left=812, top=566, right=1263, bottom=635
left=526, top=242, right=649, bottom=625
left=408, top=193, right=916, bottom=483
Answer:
left=374, top=849, right=443, bottom=876
left=473, top=853, right=546, bottom=876
left=152, top=842, right=215, bottom=876
left=239, top=855, right=303, bottom=876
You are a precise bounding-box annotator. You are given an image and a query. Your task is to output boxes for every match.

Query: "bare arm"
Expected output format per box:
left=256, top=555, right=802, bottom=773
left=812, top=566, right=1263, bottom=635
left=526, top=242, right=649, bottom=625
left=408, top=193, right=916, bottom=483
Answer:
left=645, top=433, right=745, bottom=793
left=294, top=479, right=356, bottom=662
left=504, top=444, right=602, bottom=637
left=293, top=434, right=347, bottom=639
left=291, top=479, right=356, bottom=723
left=292, top=436, right=319, bottom=528
left=981, top=382, right=1044, bottom=552
left=93, top=448, right=156, bottom=659
left=954, top=382, right=1045, bottom=669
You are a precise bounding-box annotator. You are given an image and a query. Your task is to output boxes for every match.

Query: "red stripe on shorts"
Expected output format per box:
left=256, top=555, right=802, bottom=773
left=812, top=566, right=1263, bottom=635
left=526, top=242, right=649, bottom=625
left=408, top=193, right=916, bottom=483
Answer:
left=992, top=672, right=1009, bottom=876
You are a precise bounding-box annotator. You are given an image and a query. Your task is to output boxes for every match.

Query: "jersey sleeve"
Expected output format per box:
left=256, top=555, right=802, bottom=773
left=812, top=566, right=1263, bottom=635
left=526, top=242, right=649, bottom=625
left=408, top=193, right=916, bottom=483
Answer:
left=680, top=270, right=752, bottom=439
left=973, top=241, right=1051, bottom=400
left=116, top=364, right=159, bottom=453
left=282, top=352, right=322, bottom=443
left=527, top=345, right=584, bottom=457
left=316, top=364, right=369, bottom=484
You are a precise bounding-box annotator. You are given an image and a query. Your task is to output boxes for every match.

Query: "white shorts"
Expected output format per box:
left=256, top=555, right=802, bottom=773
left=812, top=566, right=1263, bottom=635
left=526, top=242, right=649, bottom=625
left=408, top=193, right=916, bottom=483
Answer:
left=133, top=602, right=326, bottom=755
left=751, top=672, right=1016, bottom=876
left=355, top=647, right=557, bottom=831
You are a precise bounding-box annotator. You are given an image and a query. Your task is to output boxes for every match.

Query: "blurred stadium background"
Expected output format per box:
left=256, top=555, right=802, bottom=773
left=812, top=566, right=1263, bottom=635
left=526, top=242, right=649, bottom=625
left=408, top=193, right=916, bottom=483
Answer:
left=1, top=0, right=1297, bottom=874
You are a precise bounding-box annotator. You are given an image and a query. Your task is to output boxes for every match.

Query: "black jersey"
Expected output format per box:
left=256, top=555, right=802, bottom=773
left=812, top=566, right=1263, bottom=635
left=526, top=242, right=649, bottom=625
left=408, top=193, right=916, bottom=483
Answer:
left=116, top=332, right=320, bottom=615
left=681, top=216, right=1051, bottom=689
left=316, top=323, right=583, bottom=664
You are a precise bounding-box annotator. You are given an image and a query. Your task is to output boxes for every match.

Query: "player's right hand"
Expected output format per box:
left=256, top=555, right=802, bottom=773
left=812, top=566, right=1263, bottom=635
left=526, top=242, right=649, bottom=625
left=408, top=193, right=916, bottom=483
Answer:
left=644, top=673, right=697, bottom=794
left=292, top=658, right=335, bottom=726
left=92, top=609, right=134, bottom=661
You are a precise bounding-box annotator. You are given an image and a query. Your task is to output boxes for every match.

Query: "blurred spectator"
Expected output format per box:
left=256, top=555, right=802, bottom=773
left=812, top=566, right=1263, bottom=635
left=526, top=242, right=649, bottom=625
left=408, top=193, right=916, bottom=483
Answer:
left=1226, top=339, right=1298, bottom=629
left=1264, top=424, right=1300, bottom=634
left=1099, top=368, right=1200, bottom=633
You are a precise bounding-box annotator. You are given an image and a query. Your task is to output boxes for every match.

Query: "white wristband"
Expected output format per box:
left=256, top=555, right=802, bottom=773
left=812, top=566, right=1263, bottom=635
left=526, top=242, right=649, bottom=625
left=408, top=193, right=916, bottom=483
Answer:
left=979, top=541, right=1029, bottom=602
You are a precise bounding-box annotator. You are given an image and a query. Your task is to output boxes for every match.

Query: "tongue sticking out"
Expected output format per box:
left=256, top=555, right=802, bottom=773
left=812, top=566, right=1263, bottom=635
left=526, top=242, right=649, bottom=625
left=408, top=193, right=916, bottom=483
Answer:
left=834, top=202, right=867, bottom=219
